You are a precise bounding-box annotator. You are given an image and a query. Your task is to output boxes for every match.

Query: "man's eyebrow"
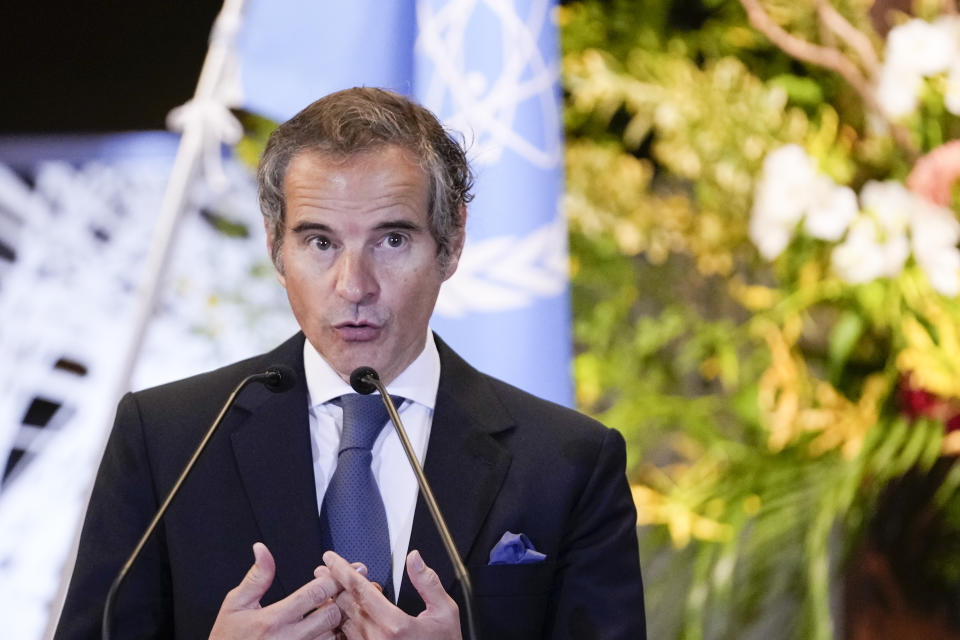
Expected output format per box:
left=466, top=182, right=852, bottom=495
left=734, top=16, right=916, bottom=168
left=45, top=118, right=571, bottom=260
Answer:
left=289, top=221, right=332, bottom=234
left=374, top=219, right=421, bottom=231
left=287, top=220, right=422, bottom=234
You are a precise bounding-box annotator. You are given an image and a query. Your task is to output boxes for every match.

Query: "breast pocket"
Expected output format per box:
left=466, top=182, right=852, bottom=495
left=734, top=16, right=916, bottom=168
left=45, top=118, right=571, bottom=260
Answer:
left=469, top=562, right=556, bottom=639
left=470, top=560, right=556, bottom=597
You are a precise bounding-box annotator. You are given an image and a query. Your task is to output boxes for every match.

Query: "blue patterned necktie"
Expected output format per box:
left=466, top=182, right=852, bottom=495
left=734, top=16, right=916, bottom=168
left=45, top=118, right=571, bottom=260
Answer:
left=320, top=393, right=400, bottom=598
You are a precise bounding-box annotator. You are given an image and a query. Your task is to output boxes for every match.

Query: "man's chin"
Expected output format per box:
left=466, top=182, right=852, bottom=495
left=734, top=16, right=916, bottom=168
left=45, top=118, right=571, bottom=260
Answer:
left=327, top=350, right=385, bottom=383
left=316, top=335, right=418, bottom=385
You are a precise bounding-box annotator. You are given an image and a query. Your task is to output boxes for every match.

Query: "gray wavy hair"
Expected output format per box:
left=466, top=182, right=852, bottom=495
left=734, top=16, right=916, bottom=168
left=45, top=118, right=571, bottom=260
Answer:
left=257, top=87, right=474, bottom=273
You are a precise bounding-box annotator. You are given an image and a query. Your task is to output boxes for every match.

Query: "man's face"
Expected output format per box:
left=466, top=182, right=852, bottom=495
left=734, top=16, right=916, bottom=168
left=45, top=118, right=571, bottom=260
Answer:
left=271, top=146, right=462, bottom=384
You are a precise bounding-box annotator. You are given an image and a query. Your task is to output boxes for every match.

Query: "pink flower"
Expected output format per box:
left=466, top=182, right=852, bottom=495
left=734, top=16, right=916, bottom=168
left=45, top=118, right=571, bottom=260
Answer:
left=906, top=140, right=960, bottom=207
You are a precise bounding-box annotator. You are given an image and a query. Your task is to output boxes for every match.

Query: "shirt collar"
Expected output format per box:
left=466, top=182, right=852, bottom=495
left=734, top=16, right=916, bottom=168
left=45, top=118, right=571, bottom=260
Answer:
left=302, top=330, right=441, bottom=410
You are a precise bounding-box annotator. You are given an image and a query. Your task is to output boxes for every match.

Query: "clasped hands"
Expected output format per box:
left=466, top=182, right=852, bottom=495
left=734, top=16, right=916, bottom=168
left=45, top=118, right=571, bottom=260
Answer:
left=209, top=542, right=462, bottom=640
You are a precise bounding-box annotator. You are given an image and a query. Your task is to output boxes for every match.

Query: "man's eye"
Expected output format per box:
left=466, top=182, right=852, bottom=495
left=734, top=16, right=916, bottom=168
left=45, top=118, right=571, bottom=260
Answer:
left=385, top=233, right=405, bottom=248
left=309, top=237, right=332, bottom=251
left=309, top=236, right=332, bottom=250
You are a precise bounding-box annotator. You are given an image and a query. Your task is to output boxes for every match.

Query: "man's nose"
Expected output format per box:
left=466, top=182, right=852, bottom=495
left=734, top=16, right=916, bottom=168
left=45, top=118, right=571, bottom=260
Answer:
left=334, top=249, right=378, bottom=304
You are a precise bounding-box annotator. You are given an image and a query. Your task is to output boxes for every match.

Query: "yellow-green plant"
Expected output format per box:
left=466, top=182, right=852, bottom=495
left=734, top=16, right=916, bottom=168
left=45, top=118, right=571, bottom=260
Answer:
left=564, top=1, right=960, bottom=637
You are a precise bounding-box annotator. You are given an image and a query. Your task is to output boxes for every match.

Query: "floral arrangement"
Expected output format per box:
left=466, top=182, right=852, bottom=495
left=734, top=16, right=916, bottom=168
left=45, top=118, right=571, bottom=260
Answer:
left=563, top=0, right=960, bottom=638
left=750, top=144, right=960, bottom=295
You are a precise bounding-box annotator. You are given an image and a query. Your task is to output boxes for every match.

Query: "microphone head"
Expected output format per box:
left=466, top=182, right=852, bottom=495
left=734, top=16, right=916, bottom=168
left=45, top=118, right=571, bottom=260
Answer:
left=263, top=365, right=297, bottom=392
left=349, top=366, right=379, bottom=395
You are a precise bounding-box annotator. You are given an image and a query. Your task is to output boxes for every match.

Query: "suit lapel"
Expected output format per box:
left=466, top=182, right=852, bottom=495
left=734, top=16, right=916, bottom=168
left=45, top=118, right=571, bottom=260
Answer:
left=229, top=334, right=324, bottom=597
left=397, top=336, right=514, bottom=612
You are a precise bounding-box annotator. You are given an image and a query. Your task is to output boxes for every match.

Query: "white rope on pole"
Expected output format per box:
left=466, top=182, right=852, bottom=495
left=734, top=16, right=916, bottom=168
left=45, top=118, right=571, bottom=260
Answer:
left=43, top=1, right=248, bottom=635
left=119, top=0, right=246, bottom=392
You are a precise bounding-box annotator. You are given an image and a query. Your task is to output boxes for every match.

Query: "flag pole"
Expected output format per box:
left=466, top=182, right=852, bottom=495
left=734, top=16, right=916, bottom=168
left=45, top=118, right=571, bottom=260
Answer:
left=117, top=0, right=246, bottom=394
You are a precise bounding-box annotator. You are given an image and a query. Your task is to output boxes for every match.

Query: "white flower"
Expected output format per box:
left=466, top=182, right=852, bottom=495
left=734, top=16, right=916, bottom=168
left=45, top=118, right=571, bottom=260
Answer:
left=832, top=216, right=910, bottom=284
left=911, top=198, right=960, bottom=248
left=877, top=17, right=960, bottom=118
left=883, top=234, right=912, bottom=277
left=811, top=173, right=960, bottom=295
left=886, top=18, right=957, bottom=76
left=805, top=179, right=858, bottom=241
left=933, top=18, right=960, bottom=116
left=946, top=62, right=960, bottom=115
left=876, top=64, right=922, bottom=119
left=917, top=247, right=960, bottom=296
left=750, top=145, right=861, bottom=259
left=910, top=198, right=960, bottom=295
left=860, top=180, right=913, bottom=235
left=751, top=145, right=852, bottom=259
left=749, top=145, right=819, bottom=259
left=753, top=144, right=818, bottom=225
left=749, top=212, right=794, bottom=260
left=933, top=15, right=960, bottom=50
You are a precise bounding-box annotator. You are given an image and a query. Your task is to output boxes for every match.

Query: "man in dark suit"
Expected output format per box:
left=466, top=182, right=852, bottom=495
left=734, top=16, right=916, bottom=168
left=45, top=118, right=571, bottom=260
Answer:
left=54, top=88, right=645, bottom=639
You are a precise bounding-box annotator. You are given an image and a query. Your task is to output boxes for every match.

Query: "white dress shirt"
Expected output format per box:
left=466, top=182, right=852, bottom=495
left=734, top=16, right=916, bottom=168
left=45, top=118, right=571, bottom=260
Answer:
left=303, top=332, right=439, bottom=599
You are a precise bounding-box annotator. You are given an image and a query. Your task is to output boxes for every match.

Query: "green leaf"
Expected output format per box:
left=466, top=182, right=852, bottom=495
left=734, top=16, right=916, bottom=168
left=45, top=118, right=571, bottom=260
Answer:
left=934, top=459, right=960, bottom=507
left=919, top=419, right=946, bottom=472
left=870, top=416, right=911, bottom=477
left=891, top=418, right=939, bottom=478
left=828, top=310, right=864, bottom=385
left=768, top=74, right=824, bottom=108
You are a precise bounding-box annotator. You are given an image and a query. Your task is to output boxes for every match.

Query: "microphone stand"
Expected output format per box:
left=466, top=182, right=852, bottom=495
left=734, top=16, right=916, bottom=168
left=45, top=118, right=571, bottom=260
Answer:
left=101, top=367, right=293, bottom=640
left=350, top=367, right=478, bottom=640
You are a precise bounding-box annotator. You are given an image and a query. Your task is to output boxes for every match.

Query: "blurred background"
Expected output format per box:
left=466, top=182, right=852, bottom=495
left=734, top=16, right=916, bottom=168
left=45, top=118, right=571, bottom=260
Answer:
left=5, top=0, right=960, bottom=638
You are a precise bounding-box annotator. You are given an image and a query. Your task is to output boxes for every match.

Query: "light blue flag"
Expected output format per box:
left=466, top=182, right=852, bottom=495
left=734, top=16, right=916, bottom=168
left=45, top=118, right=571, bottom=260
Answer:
left=236, top=1, right=416, bottom=119
left=237, top=0, right=572, bottom=406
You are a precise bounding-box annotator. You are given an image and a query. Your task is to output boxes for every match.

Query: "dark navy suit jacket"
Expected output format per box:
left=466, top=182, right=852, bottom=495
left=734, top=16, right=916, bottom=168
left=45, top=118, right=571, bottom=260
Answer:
left=54, top=333, right=646, bottom=639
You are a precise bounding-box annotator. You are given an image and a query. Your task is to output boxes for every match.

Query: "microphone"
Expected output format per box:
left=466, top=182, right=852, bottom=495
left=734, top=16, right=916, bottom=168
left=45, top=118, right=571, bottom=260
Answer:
left=264, top=364, right=297, bottom=392
left=102, top=365, right=298, bottom=640
left=349, top=366, right=478, bottom=640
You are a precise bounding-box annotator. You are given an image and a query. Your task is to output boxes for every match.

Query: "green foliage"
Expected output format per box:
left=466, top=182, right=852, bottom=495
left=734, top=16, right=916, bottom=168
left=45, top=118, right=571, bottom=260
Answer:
left=563, top=0, right=960, bottom=637
left=233, top=109, right=276, bottom=171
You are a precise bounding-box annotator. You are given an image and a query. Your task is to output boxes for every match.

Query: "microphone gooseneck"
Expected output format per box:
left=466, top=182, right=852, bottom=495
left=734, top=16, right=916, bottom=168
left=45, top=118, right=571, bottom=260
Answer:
left=102, top=366, right=298, bottom=640
left=348, top=366, right=478, bottom=640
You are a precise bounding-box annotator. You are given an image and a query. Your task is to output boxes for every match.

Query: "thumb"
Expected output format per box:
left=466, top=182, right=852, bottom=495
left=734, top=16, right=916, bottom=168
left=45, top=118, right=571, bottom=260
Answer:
left=406, top=550, right=456, bottom=612
left=227, top=542, right=276, bottom=610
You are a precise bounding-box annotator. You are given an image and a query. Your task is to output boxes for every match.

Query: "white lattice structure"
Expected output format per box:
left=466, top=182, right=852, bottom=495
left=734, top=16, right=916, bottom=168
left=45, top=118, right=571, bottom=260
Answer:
left=0, top=154, right=296, bottom=640
left=0, top=158, right=166, bottom=639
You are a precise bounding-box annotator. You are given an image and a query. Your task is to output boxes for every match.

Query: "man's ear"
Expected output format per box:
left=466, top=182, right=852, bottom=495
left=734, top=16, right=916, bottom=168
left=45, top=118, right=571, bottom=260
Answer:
left=442, top=205, right=468, bottom=281
left=264, top=220, right=286, bottom=287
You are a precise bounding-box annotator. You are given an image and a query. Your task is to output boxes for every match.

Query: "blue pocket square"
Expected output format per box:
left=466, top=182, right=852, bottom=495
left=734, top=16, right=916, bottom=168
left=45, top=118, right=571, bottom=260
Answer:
left=488, top=531, right=547, bottom=565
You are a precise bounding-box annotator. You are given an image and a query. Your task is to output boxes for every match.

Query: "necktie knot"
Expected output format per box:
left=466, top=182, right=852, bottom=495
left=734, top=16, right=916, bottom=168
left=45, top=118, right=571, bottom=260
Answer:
left=339, top=394, right=390, bottom=452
